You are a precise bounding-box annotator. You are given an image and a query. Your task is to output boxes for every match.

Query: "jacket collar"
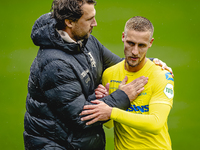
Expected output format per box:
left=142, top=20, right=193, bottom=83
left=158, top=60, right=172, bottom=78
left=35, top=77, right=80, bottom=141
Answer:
left=56, top=30, right=84, bottom=48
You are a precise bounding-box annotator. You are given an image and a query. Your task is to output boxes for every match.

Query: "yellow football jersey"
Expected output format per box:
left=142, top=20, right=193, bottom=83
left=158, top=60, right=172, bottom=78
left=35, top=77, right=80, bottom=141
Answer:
left=102, top=59, right=174, bottom=150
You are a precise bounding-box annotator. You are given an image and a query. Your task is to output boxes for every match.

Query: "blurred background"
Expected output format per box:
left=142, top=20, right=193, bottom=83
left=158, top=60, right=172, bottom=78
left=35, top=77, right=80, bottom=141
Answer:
left=0, top=0, right=199, bottom=149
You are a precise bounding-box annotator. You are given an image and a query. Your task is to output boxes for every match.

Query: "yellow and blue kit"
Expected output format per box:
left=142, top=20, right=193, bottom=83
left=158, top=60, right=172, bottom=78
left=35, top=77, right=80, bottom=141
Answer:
left=102, top=59, right=174, bottom=150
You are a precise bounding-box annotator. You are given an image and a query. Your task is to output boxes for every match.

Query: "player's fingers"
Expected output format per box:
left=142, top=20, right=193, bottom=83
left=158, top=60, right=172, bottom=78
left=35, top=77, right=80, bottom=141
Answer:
left=171, top=72, right=174, bottom=78
left=158, top=60, right=164, bottom=67
left=105, top=83, right=110, bottom=95
left=95, top=87, right=106, bottom=93
left=161, top=63, right=167, bottom=70
left=154, top=58, right=167, bottom=68
left=166, top=67, right=173, bottom=76
left=153, top=58, right=159, bottom=65
left=164, top=66, right=171, bottom=72
left=95, top=90, right=103, bottom=94
left=95, top=91, right=104, bottom=98
left=162, top=66, right=174, bottom=77
left=95, top=95, right=103, bottom=99
left=95, top=87, right=107, bottom=95
left=97, top=84, right=107, bottom=91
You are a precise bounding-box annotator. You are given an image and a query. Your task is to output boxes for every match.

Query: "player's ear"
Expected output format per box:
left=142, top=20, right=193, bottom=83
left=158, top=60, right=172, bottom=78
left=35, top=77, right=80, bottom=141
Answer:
left=122, top=32, right=125, bottom=43
left=149, top=38, right=154, bottom=48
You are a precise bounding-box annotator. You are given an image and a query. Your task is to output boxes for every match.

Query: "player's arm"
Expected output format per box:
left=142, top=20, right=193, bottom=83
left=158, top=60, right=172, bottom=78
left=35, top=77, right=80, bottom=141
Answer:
left=80, top=100, right=171, bottom=134
left=110, top=103, right=171, bottom=135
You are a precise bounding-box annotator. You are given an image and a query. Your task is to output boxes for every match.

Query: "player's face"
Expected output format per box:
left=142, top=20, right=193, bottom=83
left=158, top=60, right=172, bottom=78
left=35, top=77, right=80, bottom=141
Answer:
left=122, top=30, right=154, bottom=72
left=71, top=3, right=97, bottom=41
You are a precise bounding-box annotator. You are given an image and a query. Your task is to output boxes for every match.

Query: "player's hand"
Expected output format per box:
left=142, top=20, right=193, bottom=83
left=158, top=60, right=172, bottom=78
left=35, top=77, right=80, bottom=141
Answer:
left=119, top=76, right=148, bottom=102
left=153, top=58, right=174, bottom=77
left=80, top=100, right=112, bottom=125
left=95, top=83, right=109, bottom=99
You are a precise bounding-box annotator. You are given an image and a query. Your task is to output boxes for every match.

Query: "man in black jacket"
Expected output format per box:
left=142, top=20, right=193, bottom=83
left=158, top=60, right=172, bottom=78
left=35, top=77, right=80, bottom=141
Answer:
left=23, top=0, right=171, bottom=149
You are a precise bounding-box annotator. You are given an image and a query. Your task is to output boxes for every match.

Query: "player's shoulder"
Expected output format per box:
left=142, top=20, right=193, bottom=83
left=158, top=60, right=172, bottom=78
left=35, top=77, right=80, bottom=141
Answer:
left=156, top=70, right=174, bottom=84
left=149, top=61, right=174, bottom=83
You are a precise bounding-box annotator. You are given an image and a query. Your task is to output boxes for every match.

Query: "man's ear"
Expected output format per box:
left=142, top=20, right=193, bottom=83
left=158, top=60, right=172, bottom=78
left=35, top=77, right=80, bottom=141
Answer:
left=64, top=19, right=74, bottom=28
left=122, top=32, right=125, bottom=43
left=149, top=38, right=154, bottom=48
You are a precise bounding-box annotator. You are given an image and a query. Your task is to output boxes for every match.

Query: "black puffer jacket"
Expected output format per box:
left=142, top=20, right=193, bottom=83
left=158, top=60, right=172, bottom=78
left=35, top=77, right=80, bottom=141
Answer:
left=23, top=13, right=130, bottom=150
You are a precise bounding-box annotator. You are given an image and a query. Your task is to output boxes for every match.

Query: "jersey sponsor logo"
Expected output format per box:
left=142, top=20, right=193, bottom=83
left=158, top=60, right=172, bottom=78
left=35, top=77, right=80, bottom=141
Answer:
left=164, top=83, right=174, bottom=99
left=138, top=92, right=147, bottom=96
left=127, top=104, right=149, bottom=113
left=165, top=72, right=174, bottom=81
left=110, top=80, right=122, bottom=83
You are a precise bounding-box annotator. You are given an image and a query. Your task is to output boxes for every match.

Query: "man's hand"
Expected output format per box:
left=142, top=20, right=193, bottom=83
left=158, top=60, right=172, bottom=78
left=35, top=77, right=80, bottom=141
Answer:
left=153, top=58, right=174, bottom=77
left=119, top=76, right=148, bottom=102
left=95, top=83, right=109, bottom=99
left=80, top=100, right=112, bottom=125
left=80, top=76, right=148, bottom=125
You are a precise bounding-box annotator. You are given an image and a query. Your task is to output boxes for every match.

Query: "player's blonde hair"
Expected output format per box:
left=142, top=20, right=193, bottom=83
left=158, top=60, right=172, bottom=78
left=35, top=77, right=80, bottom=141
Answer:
left=124, top=16, right=154, bottom=40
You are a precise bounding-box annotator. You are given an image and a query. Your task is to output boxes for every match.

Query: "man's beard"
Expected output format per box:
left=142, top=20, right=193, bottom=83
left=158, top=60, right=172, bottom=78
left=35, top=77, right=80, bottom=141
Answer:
left=127, top=55, right=145, bottom=67
left=73, top=33, right=89, bottom=41
left=73, top=28, right=93, bottom=41
left=127, top=59, right=140, bottom=67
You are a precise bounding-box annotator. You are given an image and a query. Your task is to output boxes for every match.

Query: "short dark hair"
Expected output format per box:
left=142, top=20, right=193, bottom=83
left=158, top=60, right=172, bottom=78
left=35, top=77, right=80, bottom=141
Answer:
left=124, top=16, right=154, bottom=40
left=51, top=0, right=96, bottom=30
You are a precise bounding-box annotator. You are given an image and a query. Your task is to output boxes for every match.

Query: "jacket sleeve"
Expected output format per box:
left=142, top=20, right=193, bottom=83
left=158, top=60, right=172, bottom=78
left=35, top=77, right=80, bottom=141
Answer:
left=87, top=90, right=130, bottom=111
left=99, top=89, right=130, bottom=110
left=90, top=35, right=123, bottom=70
left=39, top=59, right=130, bottom=130
left=101, top=44, right=123, bottom=69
